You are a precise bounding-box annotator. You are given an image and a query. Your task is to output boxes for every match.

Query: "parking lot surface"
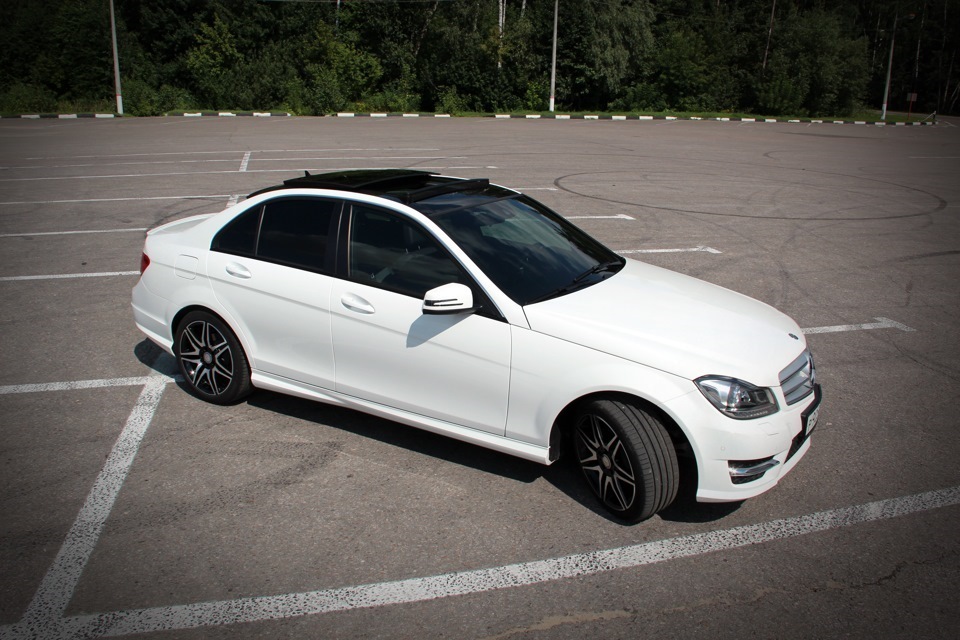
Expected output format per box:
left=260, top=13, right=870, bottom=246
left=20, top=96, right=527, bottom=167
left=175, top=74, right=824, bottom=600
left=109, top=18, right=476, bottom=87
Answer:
left=1, top=116, right=959, bottom=639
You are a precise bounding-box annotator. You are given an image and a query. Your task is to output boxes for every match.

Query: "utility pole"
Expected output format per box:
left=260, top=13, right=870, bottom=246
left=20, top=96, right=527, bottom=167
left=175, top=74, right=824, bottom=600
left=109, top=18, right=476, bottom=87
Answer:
left=549, top=0, right=558, bottom=112
left=881, top=13, right=900, bottom=121
left=109, top=0, right=123, bottom=114
left=761, top=0, right=776, bottom=73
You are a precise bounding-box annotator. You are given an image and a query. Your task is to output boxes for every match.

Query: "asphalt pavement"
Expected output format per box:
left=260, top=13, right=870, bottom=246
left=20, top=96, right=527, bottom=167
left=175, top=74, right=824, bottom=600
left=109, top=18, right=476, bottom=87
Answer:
left=1, top=115, right=958, bottom=639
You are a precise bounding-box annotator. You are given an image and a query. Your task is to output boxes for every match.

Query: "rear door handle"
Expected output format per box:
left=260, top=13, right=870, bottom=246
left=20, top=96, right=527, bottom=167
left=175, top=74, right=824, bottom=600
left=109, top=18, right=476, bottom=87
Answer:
left=225, top=263, right=252, bottom=279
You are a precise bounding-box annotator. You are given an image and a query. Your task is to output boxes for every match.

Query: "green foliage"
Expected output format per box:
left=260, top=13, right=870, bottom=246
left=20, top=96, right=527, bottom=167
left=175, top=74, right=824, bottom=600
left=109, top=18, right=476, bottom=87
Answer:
left=436, top=87, right=469, bottom=115
left=185, top=14, right=243, bottom=109
left=0, top=0, right=955, bottom=117
left=0, top=83, right=58, bottom=114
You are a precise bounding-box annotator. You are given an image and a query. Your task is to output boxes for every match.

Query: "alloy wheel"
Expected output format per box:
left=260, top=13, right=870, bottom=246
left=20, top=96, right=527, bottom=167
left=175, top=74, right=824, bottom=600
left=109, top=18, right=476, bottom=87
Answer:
left=575, top=413, right=638, bottom=512
left=179, top=320, right=235, bottom=397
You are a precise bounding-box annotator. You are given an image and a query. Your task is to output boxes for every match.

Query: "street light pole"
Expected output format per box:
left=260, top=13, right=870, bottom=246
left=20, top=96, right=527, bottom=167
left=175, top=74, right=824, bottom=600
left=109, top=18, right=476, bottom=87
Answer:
left=549, top=0, right=558, bottom=112
left=880, top=13, right=898, bottom=121
left=109, top=0, right=123, bottom=115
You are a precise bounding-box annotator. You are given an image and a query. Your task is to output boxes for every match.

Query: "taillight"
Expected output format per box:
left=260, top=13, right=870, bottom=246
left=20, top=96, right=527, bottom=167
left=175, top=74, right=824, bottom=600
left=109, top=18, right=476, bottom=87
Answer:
left=140, top=252, right=150, bottom=275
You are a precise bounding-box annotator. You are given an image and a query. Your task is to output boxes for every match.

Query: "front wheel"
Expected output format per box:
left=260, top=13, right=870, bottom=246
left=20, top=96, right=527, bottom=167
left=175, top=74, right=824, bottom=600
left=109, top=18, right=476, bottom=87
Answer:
left=573, top=398, right=679, bottom=521
left=174, top=311, right=252, bottom=405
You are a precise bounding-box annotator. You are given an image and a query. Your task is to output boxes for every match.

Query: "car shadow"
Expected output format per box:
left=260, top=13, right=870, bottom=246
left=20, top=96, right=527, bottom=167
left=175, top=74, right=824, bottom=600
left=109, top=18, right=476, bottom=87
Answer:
left=133, top=339, right=744, bottom=525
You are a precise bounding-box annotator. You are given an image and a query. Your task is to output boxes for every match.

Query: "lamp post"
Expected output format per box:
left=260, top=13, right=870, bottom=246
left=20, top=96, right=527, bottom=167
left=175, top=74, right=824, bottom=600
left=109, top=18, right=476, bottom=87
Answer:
left=109, top=0, right=123, bottom=115
left=880, top=13, right=898, bottom=121
left=549, top=0, right=558, bottom=112
left=881, top=11, right=915, bottom=121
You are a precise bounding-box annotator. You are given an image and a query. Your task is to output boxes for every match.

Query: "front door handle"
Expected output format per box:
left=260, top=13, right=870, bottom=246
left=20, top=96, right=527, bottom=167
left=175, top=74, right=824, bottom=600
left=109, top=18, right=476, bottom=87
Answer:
left=341, top=292, right=375, bottom=314
left=225, top=263, right=252, bottom=279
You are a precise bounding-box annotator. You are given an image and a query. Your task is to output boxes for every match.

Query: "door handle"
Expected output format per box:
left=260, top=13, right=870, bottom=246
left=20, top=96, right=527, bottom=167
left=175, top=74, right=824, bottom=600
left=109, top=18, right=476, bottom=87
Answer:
left=225, top=263, right=252, bottom=279
left=340, top=292, right=375, bottom=314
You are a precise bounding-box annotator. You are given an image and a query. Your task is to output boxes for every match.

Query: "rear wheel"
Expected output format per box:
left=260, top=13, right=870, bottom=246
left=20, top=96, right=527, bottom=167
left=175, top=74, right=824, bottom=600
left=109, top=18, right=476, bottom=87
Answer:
left=175, top=311, right=252, bottom=405
left=574, top=398, right=679, bottom=521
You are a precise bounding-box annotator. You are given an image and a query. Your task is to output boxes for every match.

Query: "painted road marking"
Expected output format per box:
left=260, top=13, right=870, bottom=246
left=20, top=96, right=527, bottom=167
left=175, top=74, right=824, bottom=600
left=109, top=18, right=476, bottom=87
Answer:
left=802, top=317, right=916, bottom=334
left=238, top=151, right=251, bottom=172
left=0, top=194, right=230, bottom=206
left=2, top=486, right=956, bottom=638
left=18, top=376, right=169, bottom=634
left=0, top=228, right=147, bottom=238
left=0, top=161, right=467, bottom=183
left=0, top=271, right=139, bottom=282
left=0, top=358, right=949, bottom=639
left=568, top=214, right=635, bottom=220
left=24, top=148, right=442, bottom=161
left=619, top=246, right=722, bottom=254
left=0, top=376, right=163, bottom=395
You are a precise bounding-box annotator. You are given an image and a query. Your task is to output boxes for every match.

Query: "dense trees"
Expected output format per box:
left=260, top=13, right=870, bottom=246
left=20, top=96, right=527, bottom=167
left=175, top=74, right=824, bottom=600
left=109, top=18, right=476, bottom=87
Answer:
left=1, top=0, right=957, bottom=117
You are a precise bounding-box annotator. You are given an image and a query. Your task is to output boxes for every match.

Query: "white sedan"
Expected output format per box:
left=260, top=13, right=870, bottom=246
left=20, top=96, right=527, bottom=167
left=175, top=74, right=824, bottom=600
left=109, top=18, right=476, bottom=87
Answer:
left=132, top=170, right=821, bottom=521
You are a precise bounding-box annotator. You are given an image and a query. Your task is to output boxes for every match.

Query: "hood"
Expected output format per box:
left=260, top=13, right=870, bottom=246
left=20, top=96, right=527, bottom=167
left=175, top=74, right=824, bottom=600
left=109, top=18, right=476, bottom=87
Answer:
left=523, top=259, right=806, bottom=385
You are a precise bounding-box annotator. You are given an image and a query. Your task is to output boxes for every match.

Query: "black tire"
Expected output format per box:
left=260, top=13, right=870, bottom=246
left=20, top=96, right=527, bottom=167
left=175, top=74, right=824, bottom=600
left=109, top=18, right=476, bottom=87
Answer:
left=573, top=397, right=679, bottom=521
left=174, top=310, right=252, bottom=405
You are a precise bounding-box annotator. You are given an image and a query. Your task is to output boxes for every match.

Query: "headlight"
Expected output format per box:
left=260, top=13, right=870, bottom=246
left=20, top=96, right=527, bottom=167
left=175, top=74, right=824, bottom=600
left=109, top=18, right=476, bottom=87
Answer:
left=695, top=376, right=779, bottom=420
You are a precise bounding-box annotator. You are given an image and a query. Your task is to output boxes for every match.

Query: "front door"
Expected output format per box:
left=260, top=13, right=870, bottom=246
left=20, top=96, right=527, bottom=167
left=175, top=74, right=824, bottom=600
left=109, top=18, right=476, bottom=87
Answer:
left=330, top=204, right=511, bottom=435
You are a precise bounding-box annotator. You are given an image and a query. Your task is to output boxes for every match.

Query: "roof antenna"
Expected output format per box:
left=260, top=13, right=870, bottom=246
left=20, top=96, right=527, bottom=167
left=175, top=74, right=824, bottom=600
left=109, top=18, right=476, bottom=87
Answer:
left=304, top=170, right=311, bottom=177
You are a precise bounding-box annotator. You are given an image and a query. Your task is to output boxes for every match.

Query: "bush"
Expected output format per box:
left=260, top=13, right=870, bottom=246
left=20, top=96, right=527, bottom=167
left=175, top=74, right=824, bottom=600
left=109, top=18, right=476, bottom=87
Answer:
left=0, top=83, right=57, bottom=113
left=436, top=86, right=468, bottom=115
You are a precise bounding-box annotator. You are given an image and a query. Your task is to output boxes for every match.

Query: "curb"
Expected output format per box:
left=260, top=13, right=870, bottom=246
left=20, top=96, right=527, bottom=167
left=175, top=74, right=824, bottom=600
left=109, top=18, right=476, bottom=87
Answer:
left=1, top=113, right=118, bottom=119
left=338, top=113, right=936, bottom=126
left=0, top=111, right=292, bottom=119
left=1, top=111, right=935, bottom=126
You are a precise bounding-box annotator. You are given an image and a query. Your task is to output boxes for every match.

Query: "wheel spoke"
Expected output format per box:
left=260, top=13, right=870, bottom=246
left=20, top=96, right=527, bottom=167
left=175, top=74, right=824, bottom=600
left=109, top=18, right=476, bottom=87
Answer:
left=575, top=412, right=637, bottom=513
left=180, top=324, right=204, bottom=355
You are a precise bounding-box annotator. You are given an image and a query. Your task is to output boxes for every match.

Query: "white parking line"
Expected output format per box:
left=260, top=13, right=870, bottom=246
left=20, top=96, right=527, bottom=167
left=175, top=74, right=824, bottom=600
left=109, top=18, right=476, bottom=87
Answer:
left=0, top=228, right=146, bottom=238
left=239, top=151, right=251, bottom=172
left=0, top=162, right=467, bottom=184
left=0, top=358, right=950, bottom=638
left=619, top=246, right=722, bottom=254
left=24, top=148, right=442, bottom=161
left=3, top=486, right=954, bottom=638
left=568, top=214, right=635, bottom=220
left=0, top=271, right=139, bottom=282
left=18, top=376, right=169, bottom=635
left=0, top=376, right=161, bottom=395
left=802, top=317, right=916, bottom=334
left=0, top=194, right=229, bottom=206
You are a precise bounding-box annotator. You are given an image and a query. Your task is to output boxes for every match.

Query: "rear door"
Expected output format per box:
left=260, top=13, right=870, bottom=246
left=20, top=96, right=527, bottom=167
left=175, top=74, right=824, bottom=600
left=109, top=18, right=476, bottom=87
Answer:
left=207, top=197, right=341, bottom=389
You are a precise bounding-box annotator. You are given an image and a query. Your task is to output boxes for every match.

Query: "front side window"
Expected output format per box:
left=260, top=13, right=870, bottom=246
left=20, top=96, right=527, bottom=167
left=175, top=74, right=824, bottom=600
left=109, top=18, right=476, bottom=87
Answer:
left=348, top=205, right=466, bottom=298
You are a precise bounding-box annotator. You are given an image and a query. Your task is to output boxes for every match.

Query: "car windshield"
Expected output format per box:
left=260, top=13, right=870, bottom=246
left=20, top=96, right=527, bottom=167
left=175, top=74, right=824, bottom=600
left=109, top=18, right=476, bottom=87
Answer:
left=423, top=194, right=623, bottom=305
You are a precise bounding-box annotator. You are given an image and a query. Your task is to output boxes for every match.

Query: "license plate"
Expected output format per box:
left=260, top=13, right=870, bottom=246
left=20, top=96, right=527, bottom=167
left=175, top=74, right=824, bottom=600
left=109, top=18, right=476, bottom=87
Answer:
left=805, top=405, right=820, bottom=436
left=801, top=385, right=822, bottom=439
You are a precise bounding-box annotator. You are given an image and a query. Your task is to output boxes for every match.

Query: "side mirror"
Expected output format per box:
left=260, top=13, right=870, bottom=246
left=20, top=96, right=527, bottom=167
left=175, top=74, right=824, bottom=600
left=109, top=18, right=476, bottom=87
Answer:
left=422, top=283, right=474, bottom=315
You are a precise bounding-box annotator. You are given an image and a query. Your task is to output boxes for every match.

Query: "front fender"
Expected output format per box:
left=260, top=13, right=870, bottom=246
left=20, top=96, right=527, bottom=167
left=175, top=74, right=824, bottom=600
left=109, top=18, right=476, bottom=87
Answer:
left=505, top=326, right=694, bottom=448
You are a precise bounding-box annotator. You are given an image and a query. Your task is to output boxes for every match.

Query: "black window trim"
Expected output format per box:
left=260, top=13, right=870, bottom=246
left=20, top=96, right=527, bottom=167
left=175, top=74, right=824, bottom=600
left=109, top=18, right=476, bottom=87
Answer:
left=338, top=201, right=506, bottom=323
left=211, top=196, right=343, bottom=276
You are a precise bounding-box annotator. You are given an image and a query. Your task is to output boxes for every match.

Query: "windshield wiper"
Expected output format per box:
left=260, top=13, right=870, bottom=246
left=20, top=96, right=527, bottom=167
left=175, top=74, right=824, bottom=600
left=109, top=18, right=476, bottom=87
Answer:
left=572, top=259, right=624, bottom=284
left=526, top=259, right=624, bottom=305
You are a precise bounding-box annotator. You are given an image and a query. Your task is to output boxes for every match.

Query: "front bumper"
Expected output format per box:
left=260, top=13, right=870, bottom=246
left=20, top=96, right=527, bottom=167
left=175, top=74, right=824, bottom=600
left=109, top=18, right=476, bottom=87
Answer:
left=667, top=383, right=822, bottom=503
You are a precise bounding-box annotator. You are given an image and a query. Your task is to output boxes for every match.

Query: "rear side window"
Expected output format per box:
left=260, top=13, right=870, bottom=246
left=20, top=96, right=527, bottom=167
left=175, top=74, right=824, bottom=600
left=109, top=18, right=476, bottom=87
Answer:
left=212, top=198, right=340, bottom=274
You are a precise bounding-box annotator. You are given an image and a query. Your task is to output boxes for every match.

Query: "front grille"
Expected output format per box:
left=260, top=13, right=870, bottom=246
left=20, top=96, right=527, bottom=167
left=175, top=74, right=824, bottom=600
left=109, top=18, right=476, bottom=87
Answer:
left=779, top=350, right=816, bottom=406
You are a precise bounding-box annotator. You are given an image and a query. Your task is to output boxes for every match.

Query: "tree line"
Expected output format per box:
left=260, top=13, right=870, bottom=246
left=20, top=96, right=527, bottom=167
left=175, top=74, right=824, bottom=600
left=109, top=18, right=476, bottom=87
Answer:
left=1, top=0, right=957, bottom=117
